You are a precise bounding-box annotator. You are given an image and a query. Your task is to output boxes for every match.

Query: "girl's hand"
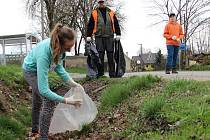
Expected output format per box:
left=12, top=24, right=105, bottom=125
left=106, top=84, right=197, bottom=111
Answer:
left=64, top=97, right=82, bottom=108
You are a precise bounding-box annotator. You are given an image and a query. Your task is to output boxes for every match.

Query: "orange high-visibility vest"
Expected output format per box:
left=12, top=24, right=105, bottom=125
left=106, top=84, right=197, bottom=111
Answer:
left=92, top=9, right=115, bottom=34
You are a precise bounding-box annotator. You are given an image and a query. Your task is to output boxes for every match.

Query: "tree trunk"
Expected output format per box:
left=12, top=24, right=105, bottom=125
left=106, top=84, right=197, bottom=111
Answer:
left=75, top=40, right=78, bottom=55
left=44, top=0, right=56, bottom=31
left=77, top=36, right=83, bottom=55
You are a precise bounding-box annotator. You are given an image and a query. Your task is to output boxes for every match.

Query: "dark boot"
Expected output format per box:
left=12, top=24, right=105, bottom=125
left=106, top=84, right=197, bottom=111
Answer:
left=172, top=68, right=178, bottom=74
left=165, top=68, right=171, bottom=74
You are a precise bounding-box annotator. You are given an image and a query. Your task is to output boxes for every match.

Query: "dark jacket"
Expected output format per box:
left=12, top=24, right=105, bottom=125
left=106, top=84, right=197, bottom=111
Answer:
left=87, top=7, right=121, bottom=37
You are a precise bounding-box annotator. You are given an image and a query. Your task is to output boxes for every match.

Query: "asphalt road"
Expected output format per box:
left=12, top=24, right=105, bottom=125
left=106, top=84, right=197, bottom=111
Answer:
left=71, top=71, right=210, bottom=81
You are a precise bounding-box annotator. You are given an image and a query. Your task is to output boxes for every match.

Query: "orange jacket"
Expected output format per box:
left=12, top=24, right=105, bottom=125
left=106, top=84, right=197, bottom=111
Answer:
left=92, top=9, right=115, bottom=34
left=163, top=21, right=184, bottom=46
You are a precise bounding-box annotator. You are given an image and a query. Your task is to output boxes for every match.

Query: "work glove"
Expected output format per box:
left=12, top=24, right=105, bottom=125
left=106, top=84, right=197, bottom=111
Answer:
left=64, top=97, right=82, bottom=108
left=115, top=35, right=121, bottom=41
left=172, top=36, right=177, bottom=41
left=87, top=37, right=92, bottom=42
left=68, top=78, right=81, bottom=88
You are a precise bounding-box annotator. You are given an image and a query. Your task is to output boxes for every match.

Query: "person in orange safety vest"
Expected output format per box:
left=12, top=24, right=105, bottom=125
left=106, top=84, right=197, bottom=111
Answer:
left=86, top=0, right=121, bottom=78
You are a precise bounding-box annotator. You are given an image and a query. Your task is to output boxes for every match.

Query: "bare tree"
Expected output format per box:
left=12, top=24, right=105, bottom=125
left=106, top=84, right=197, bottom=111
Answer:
left=54, top=0, right=82, bottom=55
left=26, top=0, right=49, bottom=37
left=149, top=0, right=210, bottom=45
left=27, top=0, right=57, bottom=31
left=192, top=24, right=210, bottom=53
left=26, top=0, right=125, bottom=55
left=26, top=0, right=81, bottom=34
left=149, top=0, right=210, bottom=68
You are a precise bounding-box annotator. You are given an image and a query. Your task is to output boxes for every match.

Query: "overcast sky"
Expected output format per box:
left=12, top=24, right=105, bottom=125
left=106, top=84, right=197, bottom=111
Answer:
left=0, top=0, right=167, bottom=57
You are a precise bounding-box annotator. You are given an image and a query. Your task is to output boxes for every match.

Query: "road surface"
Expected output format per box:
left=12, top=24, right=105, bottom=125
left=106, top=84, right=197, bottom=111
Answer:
left=71, top=71, right=210, bottom=81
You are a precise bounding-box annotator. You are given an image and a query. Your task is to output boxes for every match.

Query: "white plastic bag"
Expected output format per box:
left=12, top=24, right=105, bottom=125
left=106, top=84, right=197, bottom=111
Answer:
left=49, top=86, right=98, bottom=134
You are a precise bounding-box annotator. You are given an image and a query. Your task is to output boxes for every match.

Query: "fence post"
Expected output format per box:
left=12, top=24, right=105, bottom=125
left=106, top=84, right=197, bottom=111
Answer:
left=30, top=35, right=32, bottom=51
left=2, top=39, right=6, bottom=65
left=25, top=35, right=28, bottom=54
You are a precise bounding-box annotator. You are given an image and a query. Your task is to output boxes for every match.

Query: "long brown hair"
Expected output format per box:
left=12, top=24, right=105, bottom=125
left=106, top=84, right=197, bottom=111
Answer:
left=51, top=23, right=75, bottom=64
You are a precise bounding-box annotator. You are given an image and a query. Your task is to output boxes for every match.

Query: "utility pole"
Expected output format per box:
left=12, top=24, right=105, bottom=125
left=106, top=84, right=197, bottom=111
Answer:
left=179, top=0, right=184, bottom=70
left=41, top=0, right=45, bottom=40
left=208, top=25, right=210, bottom=53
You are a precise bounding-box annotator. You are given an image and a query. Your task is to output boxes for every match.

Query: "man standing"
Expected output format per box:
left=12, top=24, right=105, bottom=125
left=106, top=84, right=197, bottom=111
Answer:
left=87, top=0, right=121, bottom=78
left=164, top=13, right=184, bottom=74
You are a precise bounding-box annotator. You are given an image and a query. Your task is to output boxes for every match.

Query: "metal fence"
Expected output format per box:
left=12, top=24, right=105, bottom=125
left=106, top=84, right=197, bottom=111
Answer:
left=6, top=54, right=26, bottom=64
left=0, top=33, right=39, bottom=65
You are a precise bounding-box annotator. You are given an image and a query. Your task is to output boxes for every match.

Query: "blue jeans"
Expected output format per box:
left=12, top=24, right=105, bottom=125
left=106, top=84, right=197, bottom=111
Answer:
left=166, top=45, right=179, bottom=70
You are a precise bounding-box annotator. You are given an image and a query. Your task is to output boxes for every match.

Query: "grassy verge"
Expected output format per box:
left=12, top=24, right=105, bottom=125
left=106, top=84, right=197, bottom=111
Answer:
left=0, top=65, right=26, bottom=90
left=115, top=79, right=210, bottom=139
left=141, top=96, right=165, bottom=119
left=3, top=64, right=210, bottom=139
left=0, top=64, right=81, bottom=90
left=100, top=75, right=161, bottom=111
left=0, top=65, right=66, bottom=139
left=64, top=75, right=161, bottom=139
left=0, top=64, right=65, bottom=90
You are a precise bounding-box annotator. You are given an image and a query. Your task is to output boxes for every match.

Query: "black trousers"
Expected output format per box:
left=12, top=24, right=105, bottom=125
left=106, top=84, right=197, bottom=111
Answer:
left=95, top=37, right=115, bottom=77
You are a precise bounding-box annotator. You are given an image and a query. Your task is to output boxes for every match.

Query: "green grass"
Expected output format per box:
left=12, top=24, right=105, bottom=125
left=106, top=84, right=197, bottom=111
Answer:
left=3, top=64, right=210, bottom=139
left=162, top=80, right=210, bottom=124
left=0, top=65, right=86, bottom=90
left=0, top=65, right=67, bottom=139
left=141, top=96, right=165, bottom=119
left=0, top=64, right=67, bottom=90
left=0, top=65, right=88, bottom=139
left=48, top=72, right=64, bottom=90
left=116, top=79, right=210, bottom=139
left=0, top=106, right=31, bottom=140
left=189, top=64, right=210, bottom=71
left=0, top=64, right=26, bottom=89
left=100, top=75, right=160, bottom=111
left=66, top=67, right=87, bottom=74
left=13, top=107, right=32, bottom=126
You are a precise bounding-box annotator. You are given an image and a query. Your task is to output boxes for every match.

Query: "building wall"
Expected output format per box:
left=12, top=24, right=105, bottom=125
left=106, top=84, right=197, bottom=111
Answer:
left=65, top=55, right=132, bottom=72
left=65, top=56, right=87, bottom=68
left=125, top=55, right=131, bottom=72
